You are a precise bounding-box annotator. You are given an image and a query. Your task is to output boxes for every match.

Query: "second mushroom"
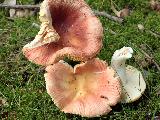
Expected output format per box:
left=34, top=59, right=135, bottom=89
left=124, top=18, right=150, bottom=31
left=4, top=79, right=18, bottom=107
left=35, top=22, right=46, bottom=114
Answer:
left=111, top=47, right=146, bottom=103
left=44, top=58, right=121, bottom=117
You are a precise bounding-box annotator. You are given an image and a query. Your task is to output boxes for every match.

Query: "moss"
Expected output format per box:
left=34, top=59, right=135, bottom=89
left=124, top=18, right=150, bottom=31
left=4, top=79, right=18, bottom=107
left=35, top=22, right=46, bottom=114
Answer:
left=0, top=0, right=160, bottom=119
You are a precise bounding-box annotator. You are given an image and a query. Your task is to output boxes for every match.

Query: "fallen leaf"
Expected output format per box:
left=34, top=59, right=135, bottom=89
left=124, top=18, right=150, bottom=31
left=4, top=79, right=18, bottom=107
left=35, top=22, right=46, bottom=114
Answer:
left=150, top=0, right=160, bottom=12
left=111, top=0, right=130, bottom=18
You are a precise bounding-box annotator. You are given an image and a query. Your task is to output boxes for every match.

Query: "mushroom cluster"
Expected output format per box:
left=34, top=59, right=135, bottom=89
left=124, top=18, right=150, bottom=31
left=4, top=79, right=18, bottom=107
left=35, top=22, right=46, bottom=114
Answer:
left=22, top=0, right=146, bottom=117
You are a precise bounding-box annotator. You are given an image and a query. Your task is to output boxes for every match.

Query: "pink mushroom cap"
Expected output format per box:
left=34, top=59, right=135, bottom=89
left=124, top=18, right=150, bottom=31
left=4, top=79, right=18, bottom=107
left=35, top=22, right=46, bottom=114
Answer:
left=44, top=58, right=121, bottom=117
left=22, top=0, right=103, bottom=65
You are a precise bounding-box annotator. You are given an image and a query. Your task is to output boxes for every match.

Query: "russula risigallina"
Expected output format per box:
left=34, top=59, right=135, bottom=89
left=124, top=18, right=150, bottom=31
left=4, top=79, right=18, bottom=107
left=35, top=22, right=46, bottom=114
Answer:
left=22, top=0, right=103, bottom=65
left=111, top=47, right=146, bottom=103
left=44, top=58, right=121, bottom=117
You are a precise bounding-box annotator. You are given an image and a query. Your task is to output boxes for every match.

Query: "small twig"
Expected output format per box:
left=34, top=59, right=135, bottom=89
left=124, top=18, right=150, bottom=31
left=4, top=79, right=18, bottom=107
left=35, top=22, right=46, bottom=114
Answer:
left=151, top=30, right=160, bottom=36
left=140, top=49, right=160, bottom=72
left=0, top=4, right=40, bottom=10
left=138, top=24, right=160, bottom=37
left=148, top=30, right=160, bottom=37
left=94, top=10, right=124, bottom=23
left=149, top=29, right=160, bottom=38
left=0, top=4, right=124, bottom=23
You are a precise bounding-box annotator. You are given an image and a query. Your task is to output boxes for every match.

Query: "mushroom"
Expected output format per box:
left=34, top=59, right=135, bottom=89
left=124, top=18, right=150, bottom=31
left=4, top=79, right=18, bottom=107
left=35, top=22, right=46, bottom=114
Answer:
left=111, top=47, right=146, bottom=103
left=44, top=58, right=121, bottom=117
left=22, top=0, right=103, bottom=65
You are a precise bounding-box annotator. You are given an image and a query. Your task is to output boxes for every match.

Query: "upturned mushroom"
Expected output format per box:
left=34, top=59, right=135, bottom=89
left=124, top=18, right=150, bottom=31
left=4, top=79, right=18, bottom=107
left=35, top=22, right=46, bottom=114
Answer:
left=111, top=47, right=146, bottom=103
left=44, top=58, right=121, bottom=117
left=22, top=0, right=103, bottom=65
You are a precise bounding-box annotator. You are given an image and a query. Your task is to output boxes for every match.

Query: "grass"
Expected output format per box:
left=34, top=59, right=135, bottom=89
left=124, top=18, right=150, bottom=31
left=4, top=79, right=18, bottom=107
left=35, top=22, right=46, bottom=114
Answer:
left=0, top=0, right=160, bottom=119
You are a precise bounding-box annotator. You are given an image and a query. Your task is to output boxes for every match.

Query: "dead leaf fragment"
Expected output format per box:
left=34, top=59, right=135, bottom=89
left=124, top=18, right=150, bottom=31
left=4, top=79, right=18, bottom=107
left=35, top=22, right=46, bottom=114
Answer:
left=150, top=0, right=160, bottom=12
left=111, top=1, right=130, bottom=18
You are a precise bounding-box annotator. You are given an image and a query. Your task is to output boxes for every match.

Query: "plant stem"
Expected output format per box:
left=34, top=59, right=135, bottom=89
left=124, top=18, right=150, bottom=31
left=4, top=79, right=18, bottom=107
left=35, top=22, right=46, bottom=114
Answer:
left=94, top=10, right=124, bottom=23
left=0, top=4, right=40, bottom=10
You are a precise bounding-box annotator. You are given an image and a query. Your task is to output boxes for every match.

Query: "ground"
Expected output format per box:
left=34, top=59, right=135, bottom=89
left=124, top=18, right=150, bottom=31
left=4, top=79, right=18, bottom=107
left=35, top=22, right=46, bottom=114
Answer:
left=0, top=0, right=160, bottom=119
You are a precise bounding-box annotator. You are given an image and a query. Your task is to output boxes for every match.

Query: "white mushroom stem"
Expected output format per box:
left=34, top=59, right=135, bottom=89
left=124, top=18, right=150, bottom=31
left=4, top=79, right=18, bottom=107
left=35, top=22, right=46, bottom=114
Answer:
left=111, top=47, right=146, bottom=103
left=111, top=47, right=133, bottom=84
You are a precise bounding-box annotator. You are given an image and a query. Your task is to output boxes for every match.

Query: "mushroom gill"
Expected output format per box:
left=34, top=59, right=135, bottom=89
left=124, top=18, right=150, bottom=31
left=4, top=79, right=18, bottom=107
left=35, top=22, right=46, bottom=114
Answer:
left=22, top=0, right=103, bottom=65
left=44, top=58, right=121, bottom=117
